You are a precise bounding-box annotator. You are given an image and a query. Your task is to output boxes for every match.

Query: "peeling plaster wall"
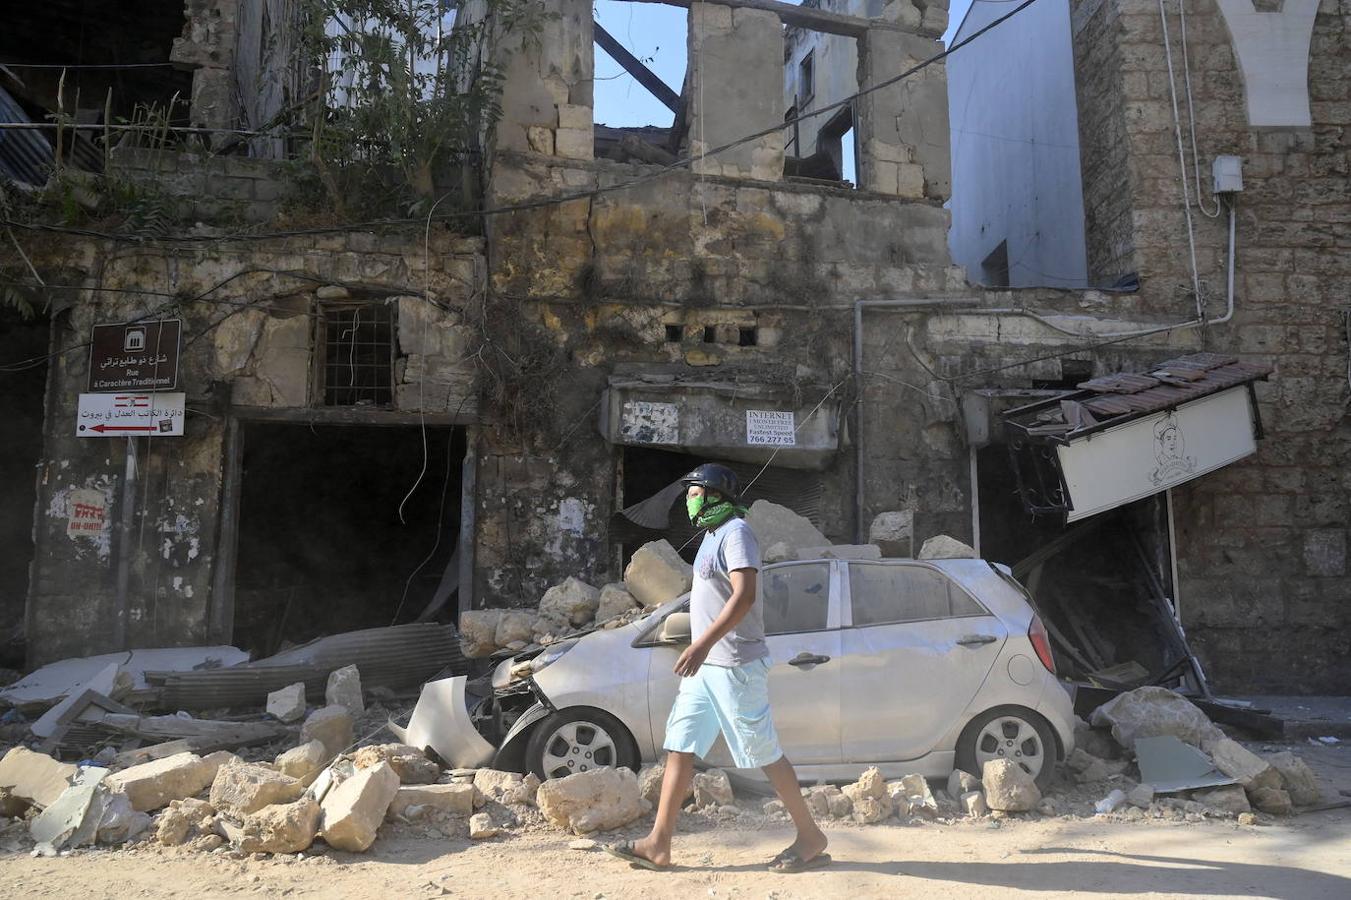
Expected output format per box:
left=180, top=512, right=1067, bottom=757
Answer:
left=24, top=230, right=486, bottom=664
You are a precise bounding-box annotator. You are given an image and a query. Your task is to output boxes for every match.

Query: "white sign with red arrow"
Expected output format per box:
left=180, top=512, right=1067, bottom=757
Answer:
left=76, top=392, right=186, bottom=438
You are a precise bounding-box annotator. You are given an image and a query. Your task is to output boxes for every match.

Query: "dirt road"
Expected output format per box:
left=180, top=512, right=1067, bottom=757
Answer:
left=3, top=807, right=1349, bottom=900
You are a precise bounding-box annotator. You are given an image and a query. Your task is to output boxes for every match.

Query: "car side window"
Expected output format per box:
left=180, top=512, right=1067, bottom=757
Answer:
left=761, top=563, right=831, bottom=634
left=849, top=563, right=986, bottom=627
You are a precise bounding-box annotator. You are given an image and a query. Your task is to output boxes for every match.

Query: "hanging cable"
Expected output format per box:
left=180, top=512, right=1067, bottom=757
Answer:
left=1178, top=0, right=1222, bottom=218
left=1156, top=0, right=1205, bottom=318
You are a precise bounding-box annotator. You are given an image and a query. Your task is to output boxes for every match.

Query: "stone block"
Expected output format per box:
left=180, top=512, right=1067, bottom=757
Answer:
left=692, top=769, right=734, bottom=809
left=495, top=610, right=535, bottom=647
left=106, top=752, right=214, bottom=813
left=1126, top=783, right=1155, bottom=808
left=232, top=797, right=320, bottom=854
left=1207, top=738, right=1282, bottom=792
left=526, top=126, right=554, bottom=155
left=745, top=501, right=829, bottom=557
left=557, top=104, right=591, bottom=130
left=1303, top=529, right=1346, bottom=576
left=301, top=705, right=354, bottom=759
left=1249, top=786, right=1294, bottom=816
left=982, top=759, right=1041, bottom=812
left=155, top=797, right=215, bottom=846
left=554, top=128, right=593, bottom=160
left=473, top=769, right=540, bottom=805
left=842, top=767, right=892, bottom=823
left=918, top=535, right=976, bottom=559
left=1089, top=686, right=1225, bottom=748
left=538, top=577, right=601, bottom=630
left=387, top=783, right=476, bottom=820
left=1265, top=751, right=1320, bottom=806
left=596, top=583, right=640, bottom=622
left=947, top=768, right=981, bottom=799
left=274, top=741, right=328, bottom=785
left=961, top=790, right=989, bottom=817
left=623, top=541, right=694, bottom=607
left=536, top=767, right=644, bottom=834
left=1194, top=784, right=1250, bottom=816
left=325, top=665, right=365, bottom=717
left=353, top=744, right=440, bottom=786
left=267, top=682, right=307, bottom=723
left=209, top=762, right=304, bottom=816
left=320, top=761, right=400, bottom=852
left=468, top=812, right=499, bottom=839
left=870, top=510, right=915, bottom=558
left=0, top=747, right=78, bottom=811
left=460, top=609, right=503, bottom=658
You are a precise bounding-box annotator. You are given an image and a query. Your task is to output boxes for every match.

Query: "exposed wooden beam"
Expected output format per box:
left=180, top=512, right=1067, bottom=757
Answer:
left=616, top=0, right=900, bottom=39
left=594, top=22, right=682, bottom=114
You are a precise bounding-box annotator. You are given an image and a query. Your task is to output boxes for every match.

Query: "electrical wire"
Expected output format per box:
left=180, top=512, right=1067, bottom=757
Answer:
left=1157, top=0, right=1204, bottom=316
left=1177, top=0, right=1222, bottom=219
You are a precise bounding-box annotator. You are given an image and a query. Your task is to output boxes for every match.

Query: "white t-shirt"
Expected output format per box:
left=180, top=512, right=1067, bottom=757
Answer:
left=690, top=517, right=768, bottom=667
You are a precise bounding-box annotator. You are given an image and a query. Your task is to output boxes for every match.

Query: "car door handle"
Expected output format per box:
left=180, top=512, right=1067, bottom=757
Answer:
left=956, top=634, right=998, bottom=647
left=788, top=652, right=831, bottom=668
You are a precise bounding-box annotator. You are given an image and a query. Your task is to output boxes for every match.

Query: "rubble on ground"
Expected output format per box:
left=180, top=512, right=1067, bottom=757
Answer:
left=982, top=759, right=1041, bottom=812
left=536, top=767, right=644, bottom=834
left=266, top=683, right=307, bottom=723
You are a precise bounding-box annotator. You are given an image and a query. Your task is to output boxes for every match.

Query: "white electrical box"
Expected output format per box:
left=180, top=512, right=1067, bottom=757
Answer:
left=1213, top=155, right=1244, bottom=194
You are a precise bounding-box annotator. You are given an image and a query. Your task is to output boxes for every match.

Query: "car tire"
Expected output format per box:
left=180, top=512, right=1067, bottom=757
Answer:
left=955, top=705, right=1059, bottom=791
left=525, top=707, right=639, bottom=781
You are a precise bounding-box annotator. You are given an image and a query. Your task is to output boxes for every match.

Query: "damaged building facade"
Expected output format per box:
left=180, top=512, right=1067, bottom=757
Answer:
left=0, top=0, right=1346, bottom=696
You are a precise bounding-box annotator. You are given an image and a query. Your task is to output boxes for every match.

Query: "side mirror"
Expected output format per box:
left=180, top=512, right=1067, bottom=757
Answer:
left=657, top=612, right=692, bottom=645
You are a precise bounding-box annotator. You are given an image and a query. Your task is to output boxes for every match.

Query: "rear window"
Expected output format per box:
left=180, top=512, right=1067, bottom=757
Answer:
left=762, top=563, right=830, bottom=634
left=848, top=563, right=986, bottom=627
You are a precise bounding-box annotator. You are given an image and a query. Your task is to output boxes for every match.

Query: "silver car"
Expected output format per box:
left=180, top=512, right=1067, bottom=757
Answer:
left=445, top=557, right=1075, bottom=788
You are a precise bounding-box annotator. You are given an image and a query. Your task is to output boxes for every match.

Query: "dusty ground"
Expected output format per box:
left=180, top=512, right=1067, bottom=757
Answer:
left=2, top=741, right=1348, bottom=899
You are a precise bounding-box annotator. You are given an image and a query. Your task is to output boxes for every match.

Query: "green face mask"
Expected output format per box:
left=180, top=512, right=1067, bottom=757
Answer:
left=686, top=493, right=707, bottom=524
left=686, top=492, right=742, bottom=529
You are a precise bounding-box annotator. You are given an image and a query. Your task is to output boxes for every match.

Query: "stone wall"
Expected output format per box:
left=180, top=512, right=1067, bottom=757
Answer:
left=110, top=147, right=284, bottom=224
left=1065, top=0, right=1351, bottom=692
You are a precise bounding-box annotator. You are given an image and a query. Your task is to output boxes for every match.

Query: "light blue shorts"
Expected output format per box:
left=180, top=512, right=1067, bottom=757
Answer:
left=662, top=657, right=783, bottom=769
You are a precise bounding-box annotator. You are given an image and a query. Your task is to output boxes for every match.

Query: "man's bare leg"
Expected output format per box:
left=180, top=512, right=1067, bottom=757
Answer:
left=763, top=755, right=828, bottom=863
left=630, top=751, right=695, bottom=867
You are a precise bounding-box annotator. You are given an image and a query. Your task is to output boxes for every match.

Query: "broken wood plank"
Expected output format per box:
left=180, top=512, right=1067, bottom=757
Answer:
left=595, top=22, right=681, bottom=114
left=618, top=0, right=905, bottom=38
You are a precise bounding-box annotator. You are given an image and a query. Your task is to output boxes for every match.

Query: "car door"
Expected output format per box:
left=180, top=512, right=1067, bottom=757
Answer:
left=839, top=561, right=1006, bottom=762
left=646, top=561, right=842, bottom=766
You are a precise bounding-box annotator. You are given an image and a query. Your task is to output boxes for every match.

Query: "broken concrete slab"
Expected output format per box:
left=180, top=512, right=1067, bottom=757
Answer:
left=622, top=541, right=693, bottom=608
left=692, top=768, right=734, bottom=809
left=106, top=752, right=216, bottom=812
left=1090, top=687, right=1225, bottom=749
left=276, top=741, right=328, bottom=784
left=982, top=759, right=1041, bottom=812
left=1266, top=751, right=1321, bottom=806
left=917, top=535, right=976, bottom=559
left=320, top=760, right=400, bottom=852
left=29, top=767, right=109, bottom=850
left=745, top=501, right=828, bottom=558
left=209, top=762, right=304, bottom=815
left=232, top=797, right=321, bottom=853
left=353, top=744, right=440, bottom=785
left=796, top=544, right=883, bottom=561
left=0, top=746, right=79, bottom=811
left=596, top=583, right=640, bottom=622
left=1207, top=738, right=1282, bottom=792
left=325, top=665, right=365, bottom=717
left=869, top=510, right=914, bottom=558
left=387, top=783, right=475, bottom=820
left=536, top=767, right=644, bottom=834
left=301, top=705, right=354, bottom=759
left=267, top=682, right=308, bottom=723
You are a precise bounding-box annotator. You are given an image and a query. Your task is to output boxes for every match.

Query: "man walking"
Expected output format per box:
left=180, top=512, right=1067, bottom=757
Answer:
left=608, top=463, right=830, bottom=873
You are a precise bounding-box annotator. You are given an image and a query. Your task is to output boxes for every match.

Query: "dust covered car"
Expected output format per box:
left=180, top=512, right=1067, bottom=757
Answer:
left=438, top=557, right=1075, bottom=788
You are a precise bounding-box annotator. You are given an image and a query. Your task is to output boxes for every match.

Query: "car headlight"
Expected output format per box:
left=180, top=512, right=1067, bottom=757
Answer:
left=531, top=639, right=579, bottom=674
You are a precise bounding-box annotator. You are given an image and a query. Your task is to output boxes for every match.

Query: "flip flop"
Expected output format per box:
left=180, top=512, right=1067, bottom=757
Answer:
left=768, top=850, right=832, bottom=873
left=603, top=841, right=670, bottom=872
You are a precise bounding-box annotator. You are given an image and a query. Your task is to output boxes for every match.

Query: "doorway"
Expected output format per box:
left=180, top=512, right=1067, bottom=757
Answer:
left=0, top=311, right=49, bottom=667
left=231, top=423, right=465, bottom=658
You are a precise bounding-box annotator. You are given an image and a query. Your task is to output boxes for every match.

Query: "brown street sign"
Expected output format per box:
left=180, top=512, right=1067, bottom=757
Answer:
left=88, top=319, right=182, bottom=392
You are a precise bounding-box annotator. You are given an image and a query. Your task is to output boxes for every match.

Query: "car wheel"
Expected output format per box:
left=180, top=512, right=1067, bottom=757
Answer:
left=525, top=707, right=638, bottom=781
left=955, top=706, right=1058, bottom=791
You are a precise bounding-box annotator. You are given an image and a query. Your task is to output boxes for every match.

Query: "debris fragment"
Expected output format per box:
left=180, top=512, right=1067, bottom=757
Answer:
left=947, top=769, right=981, bottom=799
left=1194, top=785, right=1251, bottom=817
left=301, top=705, right=355, bottom=760
left=276, top=741, right=329, bottom=785
left=961, top=790, right=989, bottom=817
left=744, top=502, right=828, bottom=560
left=1126, top=783, right=1155, bottom=808
left=230, top=797, right=322, bottom=854
left=468, top=812, right=499, bottom=839
left=1090, top=687, right=1225, bottom=749
left=0, top=746, right=79, bottom=811
left=982, top=759, right=1041, bottom=812
left=596, top=584, right=640, bottom=623
left=106, top=751, right=220, bottom=813
left=841, top=767, right=892, bottom=824
left=623, top=540, right=694, bottom=608
left=387, top=784, right=475, bottom=820
left=1248, top=786, right=1293, bottom=816
left=1134, top=735, right=1235, bottom=793
left=267, top=683, right=308, bottom=723
left=459, top=610, right=503, bottom=659
left=917, top=535, right=976, bottom=559
left=1093, top=789, right=1126, bottom=815
left=319, top=761, right=400, bottom=852
left=325, top=665, right=365, bottom=717
left=536, top=768, right=644, bottom=834
left=1265, top=751, right=1321, bottom=806
left=692, top=769, right=734, bottom=810
left=1206, top=738, right=1282, bottom=791
left=536, top=577, right=602, bottom=637
left=473, top=769, right=540, bottom=806
left=28, top=767, right=109, bottom=850
left=156, top=798, right=216, bottom=846
left=209, top=762, right=304, bottom=815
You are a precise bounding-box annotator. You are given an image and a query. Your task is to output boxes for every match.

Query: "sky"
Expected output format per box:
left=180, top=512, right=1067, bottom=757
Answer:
left=591, top=0, right=977, bottom=129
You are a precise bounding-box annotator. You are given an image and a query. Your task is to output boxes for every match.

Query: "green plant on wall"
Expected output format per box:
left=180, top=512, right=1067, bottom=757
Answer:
left=295, top=0, right=542, bottom=220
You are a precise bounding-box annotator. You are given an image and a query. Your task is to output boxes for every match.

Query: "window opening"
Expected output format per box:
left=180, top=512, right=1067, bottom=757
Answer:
left=702, top=325, right=717, bottom=344
left=849, top=563, right=986, bottom=627
left=593, top=1, right=689, bottom=160
left=799, top=51, right=815, bottom=103
left=981, top=240, right=1011, bottom=288
left=763, top=563, right=830, bottom=634
left=318, top=302, right=394, bottom=407
left=738, top=326, right=758, bottom=347
left=665, top=324, right=684, bottom=343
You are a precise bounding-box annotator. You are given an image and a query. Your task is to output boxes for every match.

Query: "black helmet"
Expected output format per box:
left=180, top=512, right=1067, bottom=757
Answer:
left=680, top=463, right=741, bottom=501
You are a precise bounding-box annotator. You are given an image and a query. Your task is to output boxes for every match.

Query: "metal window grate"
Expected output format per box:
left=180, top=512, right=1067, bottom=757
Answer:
left=319, top=303, right=394, bottom=407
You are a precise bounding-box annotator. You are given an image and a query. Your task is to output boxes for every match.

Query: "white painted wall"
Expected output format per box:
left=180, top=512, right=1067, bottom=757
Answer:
left=946, top=0, right=1088, bottom=288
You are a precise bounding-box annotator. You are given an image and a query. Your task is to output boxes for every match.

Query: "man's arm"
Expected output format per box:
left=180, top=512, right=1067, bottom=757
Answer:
left=674, top=568, right=756, bottom=677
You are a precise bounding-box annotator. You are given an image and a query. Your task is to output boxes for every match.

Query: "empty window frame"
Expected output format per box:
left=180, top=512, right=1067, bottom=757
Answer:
left=799, top=51, right=816, bottom=103
left=848, top=563, right=987, bottom=627
left=317, top=302, right=394, bottom=407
